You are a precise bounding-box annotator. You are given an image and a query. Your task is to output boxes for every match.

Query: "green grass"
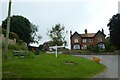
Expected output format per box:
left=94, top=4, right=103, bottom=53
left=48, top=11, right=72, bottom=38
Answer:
left=70, top=50, right=90, bottom=53
left=2, top=51, right=106, bottom=78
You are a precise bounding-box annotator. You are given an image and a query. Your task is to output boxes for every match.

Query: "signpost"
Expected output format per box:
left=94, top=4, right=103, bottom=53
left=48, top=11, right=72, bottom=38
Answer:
left=55, top=45, right=57, bottom=58
left=49, top=45, right=65, bottom=58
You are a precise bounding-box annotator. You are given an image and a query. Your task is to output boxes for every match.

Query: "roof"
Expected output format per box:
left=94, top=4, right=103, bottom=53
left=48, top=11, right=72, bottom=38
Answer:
left=43, top=41, right=53, bottom=45
left=71, top=30, right=106, bottom=38
left=80, top=33, right=96, bottom=37
left=28, top=45, right=38, bottom=48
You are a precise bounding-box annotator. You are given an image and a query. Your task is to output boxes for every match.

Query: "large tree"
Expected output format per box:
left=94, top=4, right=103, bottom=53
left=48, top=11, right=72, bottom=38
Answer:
left=47, top=24, right=66, bottom=46
left=107, top=13, right=120, bottom=49
left=2, top=15, right=41, bottom=45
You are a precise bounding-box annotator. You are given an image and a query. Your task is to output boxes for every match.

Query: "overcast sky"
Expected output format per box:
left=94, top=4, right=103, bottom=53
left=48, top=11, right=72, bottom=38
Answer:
left=0, top=0, right=119, bottom=48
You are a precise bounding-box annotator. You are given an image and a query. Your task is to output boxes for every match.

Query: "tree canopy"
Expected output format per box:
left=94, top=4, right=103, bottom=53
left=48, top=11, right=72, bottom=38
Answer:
left=107, top=13, right=120, bottom=49
left=47, top=24, right=67, bottom=46
left=2, top=15, right=41, bottom=45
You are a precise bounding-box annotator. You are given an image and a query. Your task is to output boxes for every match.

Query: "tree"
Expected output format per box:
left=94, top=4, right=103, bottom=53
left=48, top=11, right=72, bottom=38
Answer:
left=39, top=45, right=43, bottom=50
left=47, top=24, right=66, bottom=46
left=105, top=36, right=115, bottom=52
left=107, top=13, right=120, bottom=49
left=2, top=15, right=41, bottom=45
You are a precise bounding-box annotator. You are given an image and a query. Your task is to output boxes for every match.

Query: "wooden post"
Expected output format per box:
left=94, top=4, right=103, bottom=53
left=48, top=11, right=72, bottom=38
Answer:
left=55, top=45, right=57, bottom=58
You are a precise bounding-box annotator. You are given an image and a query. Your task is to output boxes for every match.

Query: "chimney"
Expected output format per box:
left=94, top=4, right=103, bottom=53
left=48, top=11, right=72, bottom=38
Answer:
left=102, top=28, right=104, bottom=33
left=70, top=30, right=72, bottom=36
left=85, top=29, right=87, bottom=34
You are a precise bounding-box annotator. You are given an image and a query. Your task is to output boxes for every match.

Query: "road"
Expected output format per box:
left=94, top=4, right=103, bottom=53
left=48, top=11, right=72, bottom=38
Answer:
left=76, top=55, right=119, bottom=78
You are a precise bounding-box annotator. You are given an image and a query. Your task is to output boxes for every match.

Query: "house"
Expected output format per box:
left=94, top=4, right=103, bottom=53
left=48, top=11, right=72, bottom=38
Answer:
left=70, top=29, right=106, bottom=50
left=43, top=41, right=54, bottom=51
left=28, top=45, right=39, bottom=51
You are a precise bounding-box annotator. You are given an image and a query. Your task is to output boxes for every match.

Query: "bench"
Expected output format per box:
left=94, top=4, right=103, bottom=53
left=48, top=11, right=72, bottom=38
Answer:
left=13, top=50, right=29, bottom=58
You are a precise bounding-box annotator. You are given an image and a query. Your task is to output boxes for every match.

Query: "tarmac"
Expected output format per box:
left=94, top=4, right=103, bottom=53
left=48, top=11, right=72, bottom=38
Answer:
left=76, top=54, right=119, bottom=78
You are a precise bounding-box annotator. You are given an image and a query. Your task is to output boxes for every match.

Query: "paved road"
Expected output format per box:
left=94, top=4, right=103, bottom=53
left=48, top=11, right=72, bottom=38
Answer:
left=76, top=55, right=119, bottom=78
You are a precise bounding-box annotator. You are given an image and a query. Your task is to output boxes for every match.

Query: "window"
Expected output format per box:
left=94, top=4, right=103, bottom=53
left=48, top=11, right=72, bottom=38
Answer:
left=73, top=44, right=80, bottom=49
left=82, top=45, right=87, bottom=49
left=74, top=38, right=78, bottom=43
left=98, top=43, right=105, bottom=49
left=98, top=37, right=102, bottom=42
left=82, top=39, right=86, bottom=43
left=89, top=39, right=93, bottom=42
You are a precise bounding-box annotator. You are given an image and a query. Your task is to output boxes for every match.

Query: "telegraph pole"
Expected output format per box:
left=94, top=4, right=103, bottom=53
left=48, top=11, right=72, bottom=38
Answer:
left=4, top=0, right=12, bottom=60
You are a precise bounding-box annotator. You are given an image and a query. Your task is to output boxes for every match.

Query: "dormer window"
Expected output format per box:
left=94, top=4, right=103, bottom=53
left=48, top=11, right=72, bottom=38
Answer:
left=74, top=38, right=78, bottom=43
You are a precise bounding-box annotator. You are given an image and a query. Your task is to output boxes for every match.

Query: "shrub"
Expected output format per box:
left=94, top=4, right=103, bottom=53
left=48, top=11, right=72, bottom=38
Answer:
left=94, top=45, right=99, bottom=52
left=87, top=45, right=99, bottom=52
left=105, top=44, right=116, bottom=52
left=99, top=50, right=107, bottom=53
left=2, top=28, right=19, bottom=41
left=8, top=44, right=27, bottom=50
left=2, top=28, right=6, bottom=36
left=87, top=45, right=94, bottom=51
left=2, top=42, right=27, bottom=51
left=9, top=32, right=19, bottom=41
left=18, top=40, right=24, bottom=45
left=2, top=42, right=5, bottom=49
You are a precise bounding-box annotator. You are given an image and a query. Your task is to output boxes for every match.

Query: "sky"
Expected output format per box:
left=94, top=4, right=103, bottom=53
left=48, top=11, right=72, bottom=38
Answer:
left=0, top=0, right=120, bottom=48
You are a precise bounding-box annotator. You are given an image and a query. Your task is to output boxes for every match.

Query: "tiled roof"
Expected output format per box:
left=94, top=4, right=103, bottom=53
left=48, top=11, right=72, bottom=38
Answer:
left=80, top=33, right=96, bottom=37
left=71, top=30, right=106, bottom=38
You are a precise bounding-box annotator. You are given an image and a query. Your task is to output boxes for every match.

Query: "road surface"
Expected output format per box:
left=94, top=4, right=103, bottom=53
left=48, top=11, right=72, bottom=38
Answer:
left=76, top=55, right=119, bottom=78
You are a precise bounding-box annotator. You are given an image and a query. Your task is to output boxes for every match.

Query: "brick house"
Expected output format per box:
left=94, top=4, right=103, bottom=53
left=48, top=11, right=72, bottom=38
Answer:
left=70, top=29, right=106, bottom=50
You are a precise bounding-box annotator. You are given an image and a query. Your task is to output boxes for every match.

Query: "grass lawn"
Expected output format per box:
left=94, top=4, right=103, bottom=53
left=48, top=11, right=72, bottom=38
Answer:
left=2, top=51, right=106, bottom=78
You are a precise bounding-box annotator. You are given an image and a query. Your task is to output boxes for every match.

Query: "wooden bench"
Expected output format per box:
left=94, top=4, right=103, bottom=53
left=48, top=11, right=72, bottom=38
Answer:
left=13, top=50, right=29, bottom=58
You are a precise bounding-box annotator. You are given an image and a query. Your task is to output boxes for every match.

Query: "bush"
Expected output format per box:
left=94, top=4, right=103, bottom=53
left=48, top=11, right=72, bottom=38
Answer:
left=18, top=40, right=24, bottom=45
left=87, top=45, right=94, bottom=51
left=105, top=44, right=116, bottom=52
left=87, top=45, right=99, bottom=52
left=94, top=45, right=99, bottom=52
left=2, top=42, right=6, bottom=49
left=2, top=28, right=6, bottom=36
left=99, top=50, right=107, bottom=53
left=109, top=46, right=115, bottom=52
left=2, top=43, right=27, bottom=50
left=8, top=44, right=27, bottom=50
left=9, top=32, right=19, bottom=41
left=2, top=28, right=19, bottom=41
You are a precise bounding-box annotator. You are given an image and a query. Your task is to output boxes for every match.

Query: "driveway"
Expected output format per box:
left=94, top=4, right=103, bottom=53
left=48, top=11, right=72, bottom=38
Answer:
left=76, top=55, right=119, bottom=78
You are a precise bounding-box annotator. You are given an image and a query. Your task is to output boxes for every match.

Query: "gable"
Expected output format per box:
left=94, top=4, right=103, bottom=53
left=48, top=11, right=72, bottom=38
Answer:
left=96, top=32, right=103, bottom=37
left=73, top=33, right=80, bottom=38
left=71, top=32, right=81, bottom=39
left=94, top=30, right=106, bottom=37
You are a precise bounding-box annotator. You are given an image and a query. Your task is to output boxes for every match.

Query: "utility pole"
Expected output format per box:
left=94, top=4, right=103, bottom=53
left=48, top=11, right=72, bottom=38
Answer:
left=4, top=0, right=12, bottom=60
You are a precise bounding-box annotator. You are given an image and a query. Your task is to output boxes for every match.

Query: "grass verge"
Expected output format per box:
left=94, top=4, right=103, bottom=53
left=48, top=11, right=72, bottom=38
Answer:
left=2, top=51, right=106, bottom=78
